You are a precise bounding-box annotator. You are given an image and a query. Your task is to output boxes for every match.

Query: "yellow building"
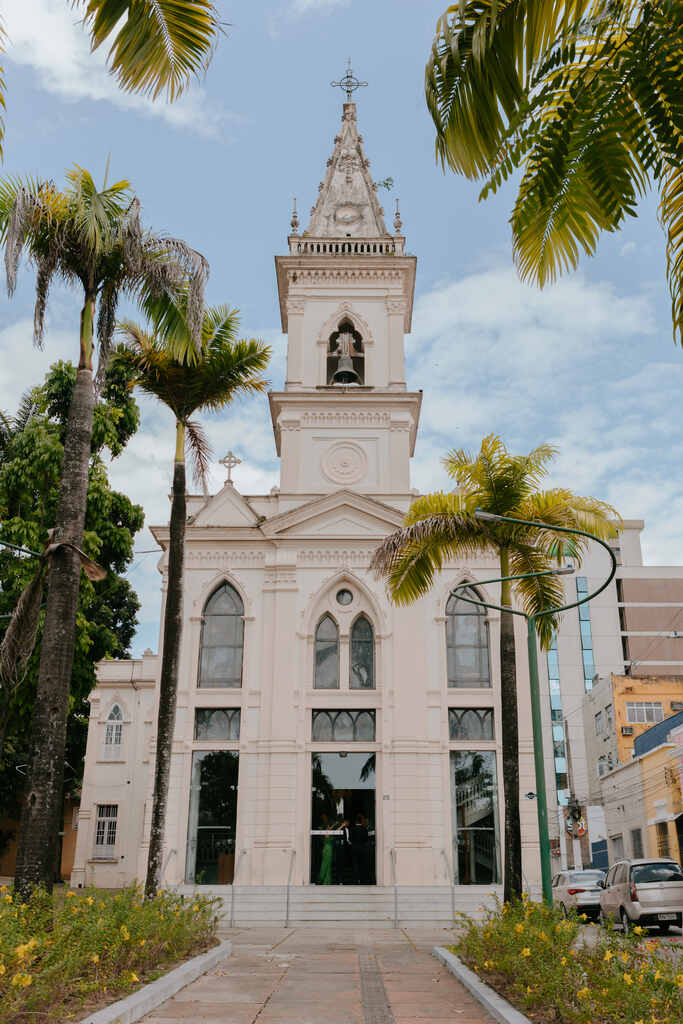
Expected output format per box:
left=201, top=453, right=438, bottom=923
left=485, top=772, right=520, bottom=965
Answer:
left=639, top=743, right=683, bottom=863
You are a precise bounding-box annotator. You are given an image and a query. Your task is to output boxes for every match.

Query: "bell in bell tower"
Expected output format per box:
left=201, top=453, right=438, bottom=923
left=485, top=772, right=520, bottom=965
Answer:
left=327, top=320, right=364, bottom=385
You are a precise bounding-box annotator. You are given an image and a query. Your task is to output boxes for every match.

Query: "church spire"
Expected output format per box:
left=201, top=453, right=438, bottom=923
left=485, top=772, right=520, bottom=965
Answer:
left=304, top=61, right=390, bottom=239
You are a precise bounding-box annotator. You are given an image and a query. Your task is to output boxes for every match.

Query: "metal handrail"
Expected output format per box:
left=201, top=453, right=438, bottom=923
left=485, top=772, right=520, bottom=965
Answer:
left=284, top=848, right=296, bottom=928
left=229, top=849, right=247, bottom=929
left=390, top=847, right=398, bottom=929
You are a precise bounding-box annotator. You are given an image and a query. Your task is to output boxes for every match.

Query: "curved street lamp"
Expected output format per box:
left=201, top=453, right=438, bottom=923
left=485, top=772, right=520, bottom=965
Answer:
left=450, top=511, right=618, bottom=905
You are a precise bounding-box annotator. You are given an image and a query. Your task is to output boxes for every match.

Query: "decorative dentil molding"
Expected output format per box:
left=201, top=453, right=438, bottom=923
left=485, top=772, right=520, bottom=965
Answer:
left=297, top=548, right=369, bottom=566
left=301, top=410, right=390, bottom=427
left=185, top=550, right=266, bottom=568
left=288, top=268, right=403, bottom=285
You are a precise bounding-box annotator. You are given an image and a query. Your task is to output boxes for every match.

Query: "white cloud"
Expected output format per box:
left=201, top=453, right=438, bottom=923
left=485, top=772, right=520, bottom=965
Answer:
left=2, top=0, right=228, bottom=137
left=290, top=0, right=350, bottom=14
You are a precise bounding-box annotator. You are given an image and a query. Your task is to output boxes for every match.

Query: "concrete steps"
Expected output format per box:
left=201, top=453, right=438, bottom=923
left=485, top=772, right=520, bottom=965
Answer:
left=177, top=884, right=502, bottom=927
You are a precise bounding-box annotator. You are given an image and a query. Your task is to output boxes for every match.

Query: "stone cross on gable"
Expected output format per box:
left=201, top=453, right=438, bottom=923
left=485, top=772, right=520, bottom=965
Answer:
left=220, top=450, right=242, bottom=484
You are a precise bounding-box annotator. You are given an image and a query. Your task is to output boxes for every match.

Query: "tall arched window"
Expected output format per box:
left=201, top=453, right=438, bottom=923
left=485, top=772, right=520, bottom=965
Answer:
left=199, top=583, right=244, bottom=688
left=350, top=614, right=374, bottom=689
left=104, top=704, right=123, bottom=758
left=315, top=615, right=339, bottom=689
left=446, top=587, right=490, bottom=688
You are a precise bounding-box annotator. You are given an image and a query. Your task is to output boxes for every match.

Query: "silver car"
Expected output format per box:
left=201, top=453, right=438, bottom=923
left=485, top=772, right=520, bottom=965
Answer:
left=552, top=869, right=605, bottom=919
left=599, top=858, right=683, bottom=933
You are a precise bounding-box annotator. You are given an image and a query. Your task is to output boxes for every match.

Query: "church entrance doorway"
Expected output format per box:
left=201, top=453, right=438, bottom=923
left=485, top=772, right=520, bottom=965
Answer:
left=310, top=752, right=376, bottom=885
left=186, top=750, right=239, bottom=884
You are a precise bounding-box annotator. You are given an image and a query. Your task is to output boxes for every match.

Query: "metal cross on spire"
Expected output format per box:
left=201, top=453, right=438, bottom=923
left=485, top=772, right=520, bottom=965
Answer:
left=220, top=450, right=242, bottom=484
left=331, top=58, right=367, bottom=102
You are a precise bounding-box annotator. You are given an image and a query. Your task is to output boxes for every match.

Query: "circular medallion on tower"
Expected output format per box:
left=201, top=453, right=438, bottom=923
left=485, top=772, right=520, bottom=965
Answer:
left=321, top=441, right=367, bottom=485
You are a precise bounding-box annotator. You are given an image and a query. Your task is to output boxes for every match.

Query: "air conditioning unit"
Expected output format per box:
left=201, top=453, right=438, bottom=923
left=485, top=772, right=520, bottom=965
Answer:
left=621, top=725, right=634, bottom=736
left=671, top=702, right=683, bottom=712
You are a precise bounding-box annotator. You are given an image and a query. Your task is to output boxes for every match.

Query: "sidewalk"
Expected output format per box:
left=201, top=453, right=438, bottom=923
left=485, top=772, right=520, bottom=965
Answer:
left=143, top=926, right=494, bottom=1024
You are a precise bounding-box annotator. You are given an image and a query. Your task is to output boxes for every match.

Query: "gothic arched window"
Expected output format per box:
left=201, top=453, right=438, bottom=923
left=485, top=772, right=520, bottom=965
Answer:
left=199, top=583, right=244, bottom=688
left=315, top=614, right=339, bottom=689
left=446, top=587, right=490, bottom=688
left=104, top=704, right=123, bottom=758
left=350, top=614, right=374, bottom=689
left=326, top=319, right=364, bottom=385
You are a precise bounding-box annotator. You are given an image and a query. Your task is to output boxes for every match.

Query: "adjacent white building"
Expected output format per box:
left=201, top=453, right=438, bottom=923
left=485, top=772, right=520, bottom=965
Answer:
left=72, top=93, right=682, bottom=919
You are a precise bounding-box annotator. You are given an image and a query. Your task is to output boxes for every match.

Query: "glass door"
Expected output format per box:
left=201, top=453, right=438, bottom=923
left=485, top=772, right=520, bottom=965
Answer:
left=186, top=750, right=239, bottom=884
left=310, top=752, right=376, bottom=885
left=450, top=750, right=501, bottom=884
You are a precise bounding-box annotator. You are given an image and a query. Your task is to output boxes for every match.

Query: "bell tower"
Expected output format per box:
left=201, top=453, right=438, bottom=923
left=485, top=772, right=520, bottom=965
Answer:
left=269, top=65, right=421, bottom=508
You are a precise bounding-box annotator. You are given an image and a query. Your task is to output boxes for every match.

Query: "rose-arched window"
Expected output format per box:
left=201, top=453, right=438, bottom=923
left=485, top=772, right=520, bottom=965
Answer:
left=446, top=587, right=490, bottom=688
left=315, top=615, right=339, bottom=689
left=199, top=583, right=244, bottom=688
left=350, top=614, right=374, bottom=689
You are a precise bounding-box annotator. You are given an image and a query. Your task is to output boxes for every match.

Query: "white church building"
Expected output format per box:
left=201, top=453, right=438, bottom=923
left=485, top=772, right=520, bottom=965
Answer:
left=71, top=88, right=665, bottom=922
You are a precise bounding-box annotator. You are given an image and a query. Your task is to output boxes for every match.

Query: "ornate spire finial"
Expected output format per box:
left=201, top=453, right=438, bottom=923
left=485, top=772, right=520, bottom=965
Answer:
left=219, top=450, right=242, bottom=485
left=290, top=197, right=299, bottom=235
left=331, top=58, right=367, bottom=103
left=394, top=198, right=402, bottom=234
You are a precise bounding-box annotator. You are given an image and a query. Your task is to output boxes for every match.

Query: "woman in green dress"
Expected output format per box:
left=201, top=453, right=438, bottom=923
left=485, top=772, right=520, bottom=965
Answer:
left=318, top=817, right=339, bottom=885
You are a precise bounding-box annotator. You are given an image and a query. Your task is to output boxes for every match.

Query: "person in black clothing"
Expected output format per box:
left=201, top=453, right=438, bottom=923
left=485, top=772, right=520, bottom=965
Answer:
left=349, top=813, right=370, bottom=884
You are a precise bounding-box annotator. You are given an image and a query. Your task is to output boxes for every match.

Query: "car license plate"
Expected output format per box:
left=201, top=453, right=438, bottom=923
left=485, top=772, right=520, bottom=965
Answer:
left=658, top=913, right=677, bottom=921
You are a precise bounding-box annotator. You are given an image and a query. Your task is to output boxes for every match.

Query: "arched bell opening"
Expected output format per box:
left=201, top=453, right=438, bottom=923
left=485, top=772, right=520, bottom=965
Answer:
left=326, top=319, right=364, bottom=385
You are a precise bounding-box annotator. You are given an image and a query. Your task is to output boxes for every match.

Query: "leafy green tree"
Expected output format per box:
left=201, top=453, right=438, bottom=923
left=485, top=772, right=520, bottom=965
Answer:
left=0, top=166, right=206, bottom=896
left=371, top=435, right=617, bottom=901
left=0, top=2, right=221, bottom=158
left=425, top=1, right=683, bottom=341
left=114, top=298, right=270, bottom=895
left=0, top=361, right=143, bottom=829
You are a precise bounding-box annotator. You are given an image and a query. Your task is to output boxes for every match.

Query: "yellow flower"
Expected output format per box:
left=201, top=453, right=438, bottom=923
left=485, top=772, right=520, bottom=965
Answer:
left=621, top=951, right=629, bottom=963
left=11, top=972, right=32, bottom=988
left=561, top=957, right=567, bottom=966
left=72, top=906, right=79, bottom=915
left=624, top=973, right=633, bottom=985
left=91, top=954, right=99, bottom=964
left=139, top=939, right=146, bottom=947
left=577, top=987, right=589, bottom=999
left=604, top=949, right=614, bottom=962
left=192, top=904, right=200, bottom=912
left=0, top=884, right=6, bottom=893
left=66, top=891, right=74, bottom=898
left=515, top=924, right=524, bottom=934
left=157, top=889, right=164, bottom=896
left=4, top=893, right=12, bottom=903
left=579, top=913, right=587, bottom=921
left=0, top=964, right=5, bottom=976
left=521, top=948, right=531, bottom=957
left=129, top=972, right=139, bottom=983
left=526, top=986, right=533, bottom=994
left=675, top=974, right=683, bottom=988
left=634, top=925, right=643, bottom=935
left=569, top=949, right=577, bottom=957
left=601, top=988, right=608, bottom=996
left=120, top=925, right=130, bottom=941
left=654, top=969, right=662, bottom=981
left=522, top=892, right=528, bottom=901
left=86, top=896, right=94, bottom=906
left=538, top=931, right=548, bottom=941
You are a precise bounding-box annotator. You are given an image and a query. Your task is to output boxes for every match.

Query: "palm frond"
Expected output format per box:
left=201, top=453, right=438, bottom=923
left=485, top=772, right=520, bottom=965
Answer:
left=0, top=18, right=6, bottom=162
left=79, top=0, right=221, bottom=101
left=508, top=543, right=565, bottom=648
left=660, top=160, right=683, bottom=346
left=185, top=417, right=211, bottom=490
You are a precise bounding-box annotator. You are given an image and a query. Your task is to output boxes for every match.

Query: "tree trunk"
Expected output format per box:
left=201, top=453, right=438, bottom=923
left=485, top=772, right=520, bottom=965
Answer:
left=14, top=365, right=95, bottom=897
left=499, top=548, right=522, bottom=902
left=145, top=429, right=186, bottom=896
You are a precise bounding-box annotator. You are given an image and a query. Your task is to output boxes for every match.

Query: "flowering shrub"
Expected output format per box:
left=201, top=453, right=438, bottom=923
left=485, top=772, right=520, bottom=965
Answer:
left=0, top=884, right=218, bottom=1024
left=453, top=896, right=682, bottom=1024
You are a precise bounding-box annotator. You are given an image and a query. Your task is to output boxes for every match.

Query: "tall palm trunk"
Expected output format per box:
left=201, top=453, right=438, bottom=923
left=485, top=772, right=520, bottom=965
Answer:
left=499, top=547, right=522, bottom=902
left=145, top=422, right=186, bottom=896
left=14, top=356, right=95, bottom=896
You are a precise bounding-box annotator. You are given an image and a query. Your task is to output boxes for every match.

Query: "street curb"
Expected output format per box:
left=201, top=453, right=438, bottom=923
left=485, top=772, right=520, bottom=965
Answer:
left=433, top=947, right=532, bottom=1024
left=77, top=939, right=232, bottom=1024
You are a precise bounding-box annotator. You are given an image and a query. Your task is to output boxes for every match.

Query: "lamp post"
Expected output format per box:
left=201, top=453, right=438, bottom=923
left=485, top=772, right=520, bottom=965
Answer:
left=451, top=511, right=617, bottom=906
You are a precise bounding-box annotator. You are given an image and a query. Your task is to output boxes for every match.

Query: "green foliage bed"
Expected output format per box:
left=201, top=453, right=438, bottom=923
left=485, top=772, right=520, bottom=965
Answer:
left=452, top=898, right=682, bottom=1024
left=0, top=885, right=218, bottom=1024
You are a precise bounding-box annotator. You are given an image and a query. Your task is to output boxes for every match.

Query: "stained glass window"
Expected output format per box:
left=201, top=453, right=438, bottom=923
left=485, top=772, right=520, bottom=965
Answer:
left=194, top=708, right=240, bottom=740
left=448, top=708, right=494, bottom=740
left=312, top=709, right=376, bottom=741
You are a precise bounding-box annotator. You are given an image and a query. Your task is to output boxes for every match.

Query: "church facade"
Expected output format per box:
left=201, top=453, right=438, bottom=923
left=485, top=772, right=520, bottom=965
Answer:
left=71, top=94, right=659, bottom=917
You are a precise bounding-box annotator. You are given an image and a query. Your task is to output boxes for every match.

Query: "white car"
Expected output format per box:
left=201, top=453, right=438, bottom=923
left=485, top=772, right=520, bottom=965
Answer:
left=599, top=859, right=683, bottom=933
left=552, top=869, right=606, bottom=919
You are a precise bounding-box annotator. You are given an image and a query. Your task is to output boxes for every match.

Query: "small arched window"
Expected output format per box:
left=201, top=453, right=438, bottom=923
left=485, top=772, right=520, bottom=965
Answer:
left=199, top=583, right=244, bottom=688
left=104, top=704, right=123, bottom=758
left=350, top=614, right=374, bottom=689
left=315, top=615, right=339, bottom=689
left=446, top=587, right=490, bottom=688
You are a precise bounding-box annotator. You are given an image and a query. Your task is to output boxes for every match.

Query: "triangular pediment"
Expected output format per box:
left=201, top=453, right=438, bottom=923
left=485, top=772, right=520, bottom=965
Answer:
left=305, top=102, right=390, bottom=238
left=261, top=490, right=404, bottom=540
left=193, top=484, right=259, bottom=527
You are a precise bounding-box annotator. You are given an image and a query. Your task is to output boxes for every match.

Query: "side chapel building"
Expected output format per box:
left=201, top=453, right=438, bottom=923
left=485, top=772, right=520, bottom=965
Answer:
left=72, top=87, right=680, bottom=921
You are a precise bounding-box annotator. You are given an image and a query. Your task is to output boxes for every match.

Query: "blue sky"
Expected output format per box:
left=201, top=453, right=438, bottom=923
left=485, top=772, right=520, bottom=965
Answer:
left=1, top=0, right=682, bottom=655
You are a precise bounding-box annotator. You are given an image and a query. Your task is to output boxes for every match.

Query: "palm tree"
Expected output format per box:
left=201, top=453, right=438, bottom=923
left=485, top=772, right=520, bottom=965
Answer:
left=0, top=2, right=221, bottom=158
left=425, top=1, right=683, bottom=342
left=0, top=166, right=207, bottom=896
left=113, top=299, right=270, bottom=895
left=371, top=435, right=618, bottom=901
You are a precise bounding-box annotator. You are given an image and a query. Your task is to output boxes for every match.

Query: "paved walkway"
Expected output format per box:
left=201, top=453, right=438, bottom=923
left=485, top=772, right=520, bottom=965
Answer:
left=143, top=927, right=494, bottom=1024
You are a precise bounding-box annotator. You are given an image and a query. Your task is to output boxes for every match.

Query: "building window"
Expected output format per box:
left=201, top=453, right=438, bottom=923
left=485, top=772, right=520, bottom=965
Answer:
left=198, top=583, right=244, bottom=688
left=104, top=704, right=123, bottom=759
left=350, top=615, right=374, bottom=689
left=446, top=588, right=490, bottom=688
left=312, top=709, right=376, bottom=742
left=546, top=633, right=569, bottom=806
left=656, top=821, right=671, bottom=858
left=576, top=577, right=596, bottom=691
left=315, top=615, right=339, bottom=689
left=595, top=711, right=603, bottom=735
left=611, top=834, right=624, bottom=860
left=626, top=701, right=664, bottom=724
left=94, top=804, right=118, bottom=858
left=631, top=828, right=644, bottom=858
left=194, top=708, right=240, bottom=741
left=605, top=704, right=614, bottom=730
left=597, top=756, right=608, bottom=777
left=449, top=708, right=494, bottom=741
left=450, top=750, right=500, bottom=884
